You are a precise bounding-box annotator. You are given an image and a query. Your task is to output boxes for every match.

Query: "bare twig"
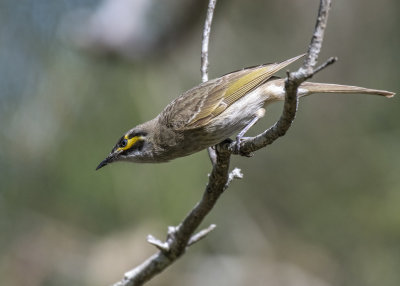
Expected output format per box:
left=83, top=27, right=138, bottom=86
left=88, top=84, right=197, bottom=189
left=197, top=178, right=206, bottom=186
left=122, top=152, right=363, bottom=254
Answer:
left=207, top=146, right=217, bottom=166
left=201, top=0, right=218, bottom=166
left=112, top=1, right=333, bottom=285
left=312, top=56, right=337, bottom=75
left=146, top=235, right=169, bottom=252
left=303, top=0, right=332, bottom=71
left=226, top=0, right=333, bottom=155
left=201, top=0, right=217, bottom=83
left=188, top=224, right=217, bottom=246
left=225, top=167, right=243, bottom=190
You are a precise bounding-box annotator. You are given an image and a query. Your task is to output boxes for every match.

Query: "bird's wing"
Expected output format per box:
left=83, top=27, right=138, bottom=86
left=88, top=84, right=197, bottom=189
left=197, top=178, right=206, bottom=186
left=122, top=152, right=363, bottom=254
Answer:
left=161, top=54, right=305, bottom=130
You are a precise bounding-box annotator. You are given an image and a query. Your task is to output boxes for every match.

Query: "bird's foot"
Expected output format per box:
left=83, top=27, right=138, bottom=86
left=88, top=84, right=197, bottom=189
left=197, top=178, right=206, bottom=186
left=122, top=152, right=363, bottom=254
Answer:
left=234, top=136, right=253, bottom=157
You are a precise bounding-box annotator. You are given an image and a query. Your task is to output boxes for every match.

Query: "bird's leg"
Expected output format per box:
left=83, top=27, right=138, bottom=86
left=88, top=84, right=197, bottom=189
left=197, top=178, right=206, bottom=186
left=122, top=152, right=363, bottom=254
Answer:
left=236, top=117, right=259, bottom=141
left=235, top=108, right=265, bottom=155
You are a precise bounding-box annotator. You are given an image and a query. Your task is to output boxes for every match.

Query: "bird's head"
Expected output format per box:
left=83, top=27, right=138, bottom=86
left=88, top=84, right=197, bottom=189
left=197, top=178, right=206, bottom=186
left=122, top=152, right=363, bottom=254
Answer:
left=96, top=122, right=157, bottom=170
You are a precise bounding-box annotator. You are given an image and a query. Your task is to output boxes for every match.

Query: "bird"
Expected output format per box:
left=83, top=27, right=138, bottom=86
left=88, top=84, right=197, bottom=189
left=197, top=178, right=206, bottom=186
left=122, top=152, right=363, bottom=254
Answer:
left=96, top=54, right=394, bottom=170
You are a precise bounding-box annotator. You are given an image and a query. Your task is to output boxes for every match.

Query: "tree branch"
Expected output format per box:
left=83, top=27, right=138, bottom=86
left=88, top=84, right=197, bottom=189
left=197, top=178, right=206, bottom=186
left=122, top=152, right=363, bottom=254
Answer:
left=112, top=145, right=231, bottom=286
left=112, top=1, right=333, bottom=285
left=226, top=0, right=333, bottom=155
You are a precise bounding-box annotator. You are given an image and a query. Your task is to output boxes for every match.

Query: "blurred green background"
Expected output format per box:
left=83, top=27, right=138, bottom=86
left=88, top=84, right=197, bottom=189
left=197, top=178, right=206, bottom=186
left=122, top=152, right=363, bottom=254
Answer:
left=0, top=0, right=399, bottom=285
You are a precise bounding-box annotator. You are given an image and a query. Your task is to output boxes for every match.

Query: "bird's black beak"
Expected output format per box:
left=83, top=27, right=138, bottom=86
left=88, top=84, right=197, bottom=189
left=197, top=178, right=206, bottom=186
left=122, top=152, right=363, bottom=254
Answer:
left=96, top=156, right=111, bottom=170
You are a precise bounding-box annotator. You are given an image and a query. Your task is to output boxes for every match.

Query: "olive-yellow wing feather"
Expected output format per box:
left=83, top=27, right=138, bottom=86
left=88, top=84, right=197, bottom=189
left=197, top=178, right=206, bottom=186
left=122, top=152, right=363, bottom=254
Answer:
left=161, top=54, right=305, bottom=130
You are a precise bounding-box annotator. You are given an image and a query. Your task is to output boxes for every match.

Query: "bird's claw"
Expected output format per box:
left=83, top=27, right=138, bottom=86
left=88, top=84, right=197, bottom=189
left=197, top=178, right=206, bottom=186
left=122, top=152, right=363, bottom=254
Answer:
left=234, top=136, right=253, bottom=157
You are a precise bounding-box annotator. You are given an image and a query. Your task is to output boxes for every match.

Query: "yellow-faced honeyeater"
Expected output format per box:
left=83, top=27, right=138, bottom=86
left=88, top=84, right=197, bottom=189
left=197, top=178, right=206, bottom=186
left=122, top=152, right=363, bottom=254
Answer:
left=96, top=54, right=394, bottom=169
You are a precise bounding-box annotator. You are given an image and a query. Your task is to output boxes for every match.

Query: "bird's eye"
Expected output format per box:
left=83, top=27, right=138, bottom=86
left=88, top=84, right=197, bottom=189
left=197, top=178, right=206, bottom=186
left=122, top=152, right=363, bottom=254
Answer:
left=119, top=139, right=128, bottom=148
left=116, top=135, right=143, bottom=152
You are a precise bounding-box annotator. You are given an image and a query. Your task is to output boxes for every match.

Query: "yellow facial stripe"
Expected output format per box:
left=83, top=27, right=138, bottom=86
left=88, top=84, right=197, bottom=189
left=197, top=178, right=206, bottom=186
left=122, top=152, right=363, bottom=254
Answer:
left=117, top=135, right=141, bottom=151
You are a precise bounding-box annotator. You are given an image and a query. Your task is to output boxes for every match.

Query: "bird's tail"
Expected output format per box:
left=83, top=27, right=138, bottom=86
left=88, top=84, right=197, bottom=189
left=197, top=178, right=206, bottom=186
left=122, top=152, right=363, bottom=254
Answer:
left=299, top=81, right=395, bottom=98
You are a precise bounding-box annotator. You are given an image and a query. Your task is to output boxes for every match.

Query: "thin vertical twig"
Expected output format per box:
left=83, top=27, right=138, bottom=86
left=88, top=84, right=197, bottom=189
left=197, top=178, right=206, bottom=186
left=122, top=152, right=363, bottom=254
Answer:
left=201, top=0, right=217, bottom=83
left=201, top=0, right=218, bottom=165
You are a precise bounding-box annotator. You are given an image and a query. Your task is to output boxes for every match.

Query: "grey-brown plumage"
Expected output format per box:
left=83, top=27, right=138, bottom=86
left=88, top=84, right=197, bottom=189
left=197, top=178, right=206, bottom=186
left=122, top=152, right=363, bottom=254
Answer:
left=96, top=54, right=394, bottom=169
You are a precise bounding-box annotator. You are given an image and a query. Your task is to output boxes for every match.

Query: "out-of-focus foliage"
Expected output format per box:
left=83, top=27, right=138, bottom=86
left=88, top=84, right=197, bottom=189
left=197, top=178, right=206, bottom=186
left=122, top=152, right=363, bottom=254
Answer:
left=0, top=0, right=399, bottom=285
